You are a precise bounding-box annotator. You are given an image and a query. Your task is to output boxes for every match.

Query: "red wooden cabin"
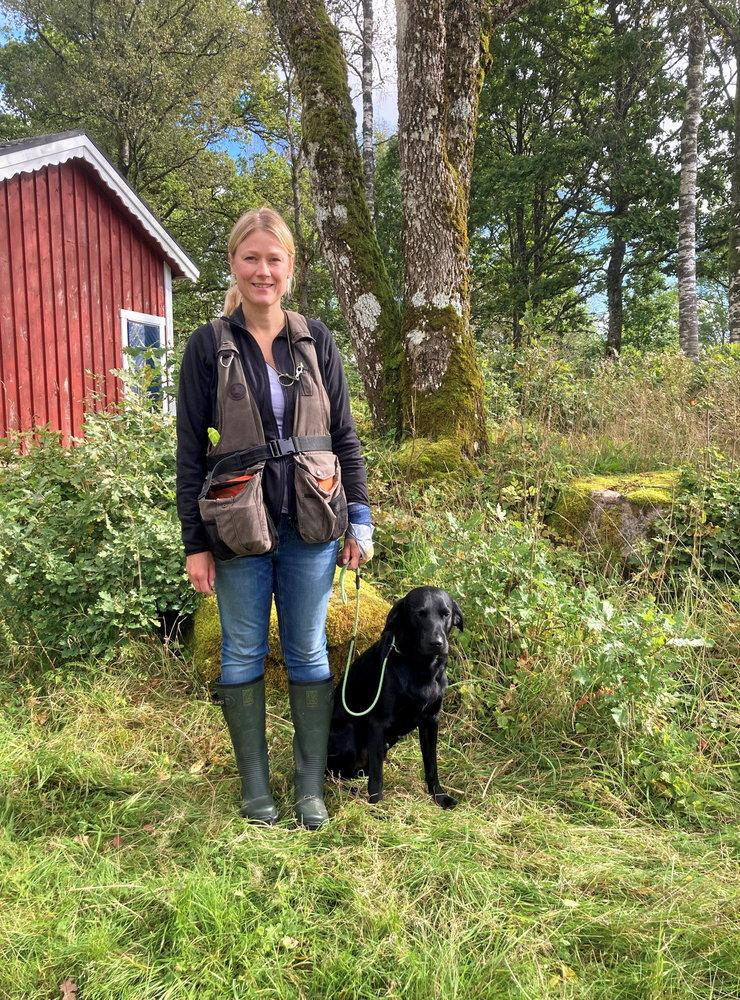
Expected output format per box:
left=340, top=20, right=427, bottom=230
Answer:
left=0, top=131, right=199, bottom=441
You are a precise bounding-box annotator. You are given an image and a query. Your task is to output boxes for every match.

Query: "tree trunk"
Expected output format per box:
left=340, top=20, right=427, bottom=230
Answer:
left=730, top=32, right=740, bottom=344
left=267, top=0, right=402, bottom=433
left=606, top=200, right=628, bottom=357
left=288, top=134, right=310, bottom=316
left=396, top=0, right=487, bottom=453
left=678, top=6, right=705, bottom=361
left=361, top=0, right=375, bottom=221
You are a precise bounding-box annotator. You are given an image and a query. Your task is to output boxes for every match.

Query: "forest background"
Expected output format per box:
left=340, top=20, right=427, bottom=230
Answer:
left=0, top=2, right=738, bottom=998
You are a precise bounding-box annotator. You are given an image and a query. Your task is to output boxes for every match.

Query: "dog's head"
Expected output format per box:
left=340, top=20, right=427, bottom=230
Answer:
left=381, top=587, right=463, bottom=662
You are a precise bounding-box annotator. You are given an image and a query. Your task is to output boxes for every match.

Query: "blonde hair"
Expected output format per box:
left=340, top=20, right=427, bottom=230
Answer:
left=222, top=206, right=296, bottom=315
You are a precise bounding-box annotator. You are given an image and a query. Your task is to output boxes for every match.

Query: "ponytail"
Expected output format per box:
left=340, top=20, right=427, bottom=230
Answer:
left=222, top=281, right=242, bottom=316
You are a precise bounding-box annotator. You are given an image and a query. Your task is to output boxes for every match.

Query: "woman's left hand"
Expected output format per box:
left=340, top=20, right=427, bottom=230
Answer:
left=338, top=537, right=362, bottom=570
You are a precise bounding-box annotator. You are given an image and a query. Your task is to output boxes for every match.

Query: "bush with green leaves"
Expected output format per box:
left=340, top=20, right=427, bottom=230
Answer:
left=0, top=367, right=197, bottom=662
left=650, top=462, right=740, bottom=585
left=379, top=503, right=702, bottom=732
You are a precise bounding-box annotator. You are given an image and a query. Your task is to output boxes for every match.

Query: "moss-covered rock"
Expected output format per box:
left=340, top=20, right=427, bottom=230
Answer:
left=191, top=568, right=391, bottom=688
left=550, top=471, right=680, bottom=557
left=396, top=436, right=478, bottom=481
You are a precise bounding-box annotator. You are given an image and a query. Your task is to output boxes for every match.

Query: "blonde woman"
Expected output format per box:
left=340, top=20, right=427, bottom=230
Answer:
left=176, top=207, right=373, bottom=828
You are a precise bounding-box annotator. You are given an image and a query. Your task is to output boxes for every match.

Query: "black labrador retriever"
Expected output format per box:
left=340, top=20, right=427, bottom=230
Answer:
left=327, top=586, right=463, bottom=807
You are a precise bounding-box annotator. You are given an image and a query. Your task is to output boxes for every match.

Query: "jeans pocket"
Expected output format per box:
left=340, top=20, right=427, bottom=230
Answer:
left=293, top=451, right=348, bottom=543
left=199, top=464, right=276, bottom=556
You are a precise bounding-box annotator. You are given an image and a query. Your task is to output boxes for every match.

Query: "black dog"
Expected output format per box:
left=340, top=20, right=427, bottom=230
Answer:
left=327, top=587, right=463, bottom=808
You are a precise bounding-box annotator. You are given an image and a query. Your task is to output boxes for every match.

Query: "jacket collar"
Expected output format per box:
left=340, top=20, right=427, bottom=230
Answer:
left=225, top=305, right=314, bottom=345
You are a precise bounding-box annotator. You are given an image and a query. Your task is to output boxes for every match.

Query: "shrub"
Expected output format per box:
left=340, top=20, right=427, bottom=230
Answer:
left=650, top=462, right=740, bottom=585
left=0, top=368, right=196, bottom=662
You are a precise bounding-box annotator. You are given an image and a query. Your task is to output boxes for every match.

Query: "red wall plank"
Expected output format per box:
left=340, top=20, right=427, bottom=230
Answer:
left=47, top=164, right=73, bottom=442
left=6, top=175, right=32, bottom=432
left=34, top=168, right=60, bottom=431
left=0, top=181, right=18, bottom=434
left=84, top=174, right=105, bottom=409
left=72, top=165, right=94, bottom=411
left=96, top=191, right=116, bottom=406
left=60, top=164, right=84, bottom=437
left=20, top=172, right=48, bottom=428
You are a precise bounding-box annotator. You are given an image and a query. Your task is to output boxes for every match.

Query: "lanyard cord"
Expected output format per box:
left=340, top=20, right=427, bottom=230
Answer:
left=338, top=565, right=396, bottom=718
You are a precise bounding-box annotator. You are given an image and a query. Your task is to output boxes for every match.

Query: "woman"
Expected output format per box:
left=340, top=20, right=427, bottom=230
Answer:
left=176, top=207, right=373, bottom=828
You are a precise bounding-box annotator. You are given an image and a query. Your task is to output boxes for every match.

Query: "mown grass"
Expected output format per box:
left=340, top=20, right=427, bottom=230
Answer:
left=2, top=647, right=738, bottom=1000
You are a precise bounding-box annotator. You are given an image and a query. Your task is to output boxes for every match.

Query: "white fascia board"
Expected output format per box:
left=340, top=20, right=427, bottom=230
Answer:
left=0, top=134, right=200, bottom=282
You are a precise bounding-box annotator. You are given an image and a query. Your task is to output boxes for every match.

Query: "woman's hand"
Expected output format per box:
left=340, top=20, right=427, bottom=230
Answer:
left=186, top=551, right=216, bottom=595
left=338, top=537, right=362, bottom=570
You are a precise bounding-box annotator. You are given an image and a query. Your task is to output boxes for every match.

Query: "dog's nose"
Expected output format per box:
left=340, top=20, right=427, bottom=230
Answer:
left=430, top=638, right=445, bottom=651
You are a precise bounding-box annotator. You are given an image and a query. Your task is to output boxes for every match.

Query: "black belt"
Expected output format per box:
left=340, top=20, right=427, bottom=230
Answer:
left=204, top=434, right=333, bottom=481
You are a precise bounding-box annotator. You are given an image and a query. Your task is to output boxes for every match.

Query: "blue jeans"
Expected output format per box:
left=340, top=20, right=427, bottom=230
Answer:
left=214, top=514, right=338, bottom=685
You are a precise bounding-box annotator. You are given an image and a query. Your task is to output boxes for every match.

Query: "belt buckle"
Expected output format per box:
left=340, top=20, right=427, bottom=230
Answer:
left=269, top=439, right=283, bottom=458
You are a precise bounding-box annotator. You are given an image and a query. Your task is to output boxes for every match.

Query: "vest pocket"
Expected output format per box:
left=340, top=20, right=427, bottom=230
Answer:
left=293, top=451, right=348, bottom=544
left=198, top=464, right=276, bottom=557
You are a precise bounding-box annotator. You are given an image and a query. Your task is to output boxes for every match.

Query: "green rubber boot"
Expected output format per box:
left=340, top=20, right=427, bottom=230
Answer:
left=288, top=679, right=333, bottom=829
left=212, top=677, right=278, bottom=825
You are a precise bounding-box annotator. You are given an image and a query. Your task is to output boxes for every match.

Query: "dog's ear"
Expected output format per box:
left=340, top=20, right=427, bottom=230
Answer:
left=378, top=627, right=396, bottom=663
left=384, top=599, right=403, bottom=634
left=450, top=599, right=464, bottom=631
left=378, top=599, right=403, bottom=658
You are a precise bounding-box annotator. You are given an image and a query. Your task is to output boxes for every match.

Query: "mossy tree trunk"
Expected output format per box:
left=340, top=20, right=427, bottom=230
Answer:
left=395, top=0, right=488, bottom=453
left=267, top=0, right=402, bottom=434
left=269, top=0, right=530, bottom=450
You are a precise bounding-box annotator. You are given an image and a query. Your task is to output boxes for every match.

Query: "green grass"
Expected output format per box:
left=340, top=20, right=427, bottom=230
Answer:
left=2, top=349, right=738, bottom=998
left=1, top=653, right=738, bottom=1000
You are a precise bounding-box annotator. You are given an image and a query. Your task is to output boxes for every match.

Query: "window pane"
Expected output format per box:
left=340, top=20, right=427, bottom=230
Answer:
left=126, top=319, right=163, bottom=401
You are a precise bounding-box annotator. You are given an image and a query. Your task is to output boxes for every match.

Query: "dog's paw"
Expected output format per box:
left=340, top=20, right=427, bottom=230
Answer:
left=433, top=792, right=458, bottom=809
left=368, top=791, right=384, bottom=804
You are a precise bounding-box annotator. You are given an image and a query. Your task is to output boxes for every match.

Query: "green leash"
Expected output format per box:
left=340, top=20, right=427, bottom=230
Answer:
left=338, top=564, right=396, bottom=718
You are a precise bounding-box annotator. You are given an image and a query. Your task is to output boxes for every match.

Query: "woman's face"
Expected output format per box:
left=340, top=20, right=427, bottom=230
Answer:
left=230, top=229, right=293, bottom=311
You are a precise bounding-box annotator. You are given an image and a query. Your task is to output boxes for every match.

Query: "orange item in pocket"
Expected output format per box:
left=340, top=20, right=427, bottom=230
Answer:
left=316, top=475, right=336, bottom=492
left=207, top=473, right=254, bottom=499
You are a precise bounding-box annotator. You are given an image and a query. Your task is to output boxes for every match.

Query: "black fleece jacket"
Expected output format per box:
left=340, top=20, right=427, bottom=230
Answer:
left=176, top=307, right=369, bottom=555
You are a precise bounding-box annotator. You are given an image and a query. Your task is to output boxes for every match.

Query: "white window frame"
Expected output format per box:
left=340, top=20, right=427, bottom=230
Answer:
left=120, top=308, right=172, bottom=414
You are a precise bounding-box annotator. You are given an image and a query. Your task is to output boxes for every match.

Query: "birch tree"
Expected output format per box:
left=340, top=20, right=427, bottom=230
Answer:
left=678, top=5, right=706, bottom=360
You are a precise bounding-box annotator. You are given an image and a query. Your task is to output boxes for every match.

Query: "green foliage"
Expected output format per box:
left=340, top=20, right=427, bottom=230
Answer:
left=381, top=503, right=698, bottom=737
left=651, top=462, right=740, bottom=584
left=0, top=0, right=266, bottom=196
left=622, top=271, right=679, bottom=352
left=470, top=0, right=600, bottom=343
left=374, top=133, right=403, bottom=298
left=0, top=366, right=197, bottom=662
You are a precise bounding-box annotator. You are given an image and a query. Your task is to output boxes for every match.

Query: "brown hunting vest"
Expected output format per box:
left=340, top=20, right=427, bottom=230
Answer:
left=197, top=311, right=348, bottom=558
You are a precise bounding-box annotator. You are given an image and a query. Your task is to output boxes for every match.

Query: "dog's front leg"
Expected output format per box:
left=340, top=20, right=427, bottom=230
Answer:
left=418, top=715, right=457, bottom=809
left=366, top=722, right=385, bottom=803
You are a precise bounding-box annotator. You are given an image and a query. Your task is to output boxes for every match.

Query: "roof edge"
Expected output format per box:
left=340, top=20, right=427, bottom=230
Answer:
left=0, top=132, right=199, bottom=282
